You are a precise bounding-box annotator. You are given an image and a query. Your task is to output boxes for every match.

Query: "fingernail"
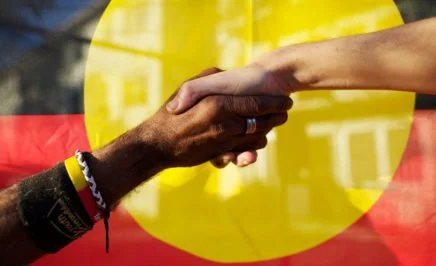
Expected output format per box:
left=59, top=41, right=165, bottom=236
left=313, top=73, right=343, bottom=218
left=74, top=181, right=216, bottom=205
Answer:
left=241, top=160, right=249, bottom=166
left=166, top=99, right=178, bottom=112
left=222, top=157, right=231, bottom=165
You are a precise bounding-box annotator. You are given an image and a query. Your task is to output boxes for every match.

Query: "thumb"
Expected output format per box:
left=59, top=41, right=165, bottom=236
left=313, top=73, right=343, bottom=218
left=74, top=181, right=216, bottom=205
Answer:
left=166, top=67, right=223, bottom=114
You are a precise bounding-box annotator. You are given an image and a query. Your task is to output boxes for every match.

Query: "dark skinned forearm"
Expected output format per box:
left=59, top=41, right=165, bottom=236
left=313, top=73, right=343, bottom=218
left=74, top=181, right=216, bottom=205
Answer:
left=84, top=123, right=168, bottom=208
left=0, top=80, right=290, bottom=265
left=0, top=126, right=167, bottom=265
left=0, top=185, right=44, bottom=265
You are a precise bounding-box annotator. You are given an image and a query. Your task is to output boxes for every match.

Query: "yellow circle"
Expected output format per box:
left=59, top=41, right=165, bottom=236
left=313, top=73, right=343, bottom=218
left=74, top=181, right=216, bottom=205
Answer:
left=84, top=0, right=414, bottom=263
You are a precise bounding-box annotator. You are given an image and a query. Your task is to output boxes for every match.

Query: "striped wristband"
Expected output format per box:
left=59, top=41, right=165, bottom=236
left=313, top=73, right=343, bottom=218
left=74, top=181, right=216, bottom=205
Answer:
left=64, top=156, right=102, bottom=223
left=64, top=150, right=111, bottom=253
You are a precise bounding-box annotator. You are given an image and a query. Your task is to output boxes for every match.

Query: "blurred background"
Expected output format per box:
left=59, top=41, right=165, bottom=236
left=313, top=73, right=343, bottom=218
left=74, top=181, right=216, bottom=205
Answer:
left=0, top=0, right=109, bottom=115
left=0, top=0, right=435, bottom=115
left=1, top=1, right=436, bottom=265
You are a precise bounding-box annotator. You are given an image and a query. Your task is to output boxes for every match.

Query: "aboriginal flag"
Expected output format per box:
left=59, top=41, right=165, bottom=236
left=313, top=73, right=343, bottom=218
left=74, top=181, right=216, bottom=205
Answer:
left=1, top=1, right=436, bottom=266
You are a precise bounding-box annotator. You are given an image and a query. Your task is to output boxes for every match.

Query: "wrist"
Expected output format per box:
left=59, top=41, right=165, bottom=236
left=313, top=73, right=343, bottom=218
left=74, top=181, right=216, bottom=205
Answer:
left=253, top=44, right=313, bottom=93
left=254, top=36, right=369, bottom=92
left=87, top=126, right=168, bottom=207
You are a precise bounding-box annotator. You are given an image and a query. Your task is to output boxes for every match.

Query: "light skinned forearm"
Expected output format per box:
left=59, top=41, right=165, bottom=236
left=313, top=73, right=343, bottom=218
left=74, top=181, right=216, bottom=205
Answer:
left=257, top=17, right=436, bottom=94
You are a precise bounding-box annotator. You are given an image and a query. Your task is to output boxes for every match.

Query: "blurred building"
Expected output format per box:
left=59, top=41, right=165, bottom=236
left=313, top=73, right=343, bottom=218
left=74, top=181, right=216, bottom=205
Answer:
left=0, top=0, right=109, bottom=115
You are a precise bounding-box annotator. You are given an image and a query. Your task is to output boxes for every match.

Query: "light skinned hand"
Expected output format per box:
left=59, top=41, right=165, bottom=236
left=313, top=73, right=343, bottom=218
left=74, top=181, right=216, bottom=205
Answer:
left=169, top=67, right=293, bottom=168
left=166, top=64, right=292, bottom=115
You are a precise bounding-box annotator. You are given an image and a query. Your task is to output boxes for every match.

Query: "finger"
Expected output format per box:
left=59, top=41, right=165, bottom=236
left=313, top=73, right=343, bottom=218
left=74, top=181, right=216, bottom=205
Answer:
left=215, top=111, right=288, bottom=137
left=189, top=67, right=224, bottom=81
left=243, top=113, right=288, bottom=135
left=234, top=151, right=258, bottom=167
left=166, top=67, right=224, bottom=106
left=224, top=96, right=293, bottom=117
left=166, top=68, right=224, bottom=112
left=210, top=152, right=236, bottom=169
left=232, top=134, right=268, bottom=153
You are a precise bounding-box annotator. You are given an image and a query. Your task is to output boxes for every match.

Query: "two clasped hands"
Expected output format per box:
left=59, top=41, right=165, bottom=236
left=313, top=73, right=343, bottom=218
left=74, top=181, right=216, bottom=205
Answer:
left=2, top=18, right=435, bottom=265
left=92, top=17, right=436, bottom=206
left=163, top=65, right=293, bottom=169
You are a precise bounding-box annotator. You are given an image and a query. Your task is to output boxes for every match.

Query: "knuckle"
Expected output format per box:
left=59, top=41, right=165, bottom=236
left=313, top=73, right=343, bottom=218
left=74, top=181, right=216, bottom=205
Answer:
left=223, top=116, right=244, bottom=135
left=180, top=81, right=193, bottom=94
left=203, top=96, right=222, bottom=111
left=212, top=163, right=226, bottom=169
left=215, top=141, right=233, bottom=154
left=221, top=96, right=236, bottom=112
left=279, top=97, right=293, bottom=111
left=207, top=67, right=222, bottom=73
left=237, top=117, right=247, bottom=134
left=220, top=122, right=233, bottom=136
left=278, top=112, right=288, bottom=125
left=215, top=97, right=227, bottom=114
left=251, top=97, right=262, bottom=114
left=243, top=97, right=261, bottom=115
left=180, top=81, right=197, bottom=102
left=287, top=97, right=294, bottom=109
left=242, top=136, right=268, bottom=151
left=259, top=136, right=268, bottom=149
left=211, top=123, right=226, bottom=137
left=210, top=158, right=225, bottom=168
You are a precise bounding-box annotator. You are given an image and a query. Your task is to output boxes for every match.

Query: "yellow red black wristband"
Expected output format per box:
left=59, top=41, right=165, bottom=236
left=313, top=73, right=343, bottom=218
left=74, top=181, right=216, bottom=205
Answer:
left=65, top=156, right=102, bottom=223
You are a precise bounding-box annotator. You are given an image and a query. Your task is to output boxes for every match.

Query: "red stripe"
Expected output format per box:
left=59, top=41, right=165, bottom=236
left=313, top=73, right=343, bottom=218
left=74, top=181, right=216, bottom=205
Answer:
left=2, top=113, right=436, bottom=265
left=77, top=188, right=101, bottom=223
left=0, top=115, right=90, bottom=187
left=368, top=110, right=436, bottom=266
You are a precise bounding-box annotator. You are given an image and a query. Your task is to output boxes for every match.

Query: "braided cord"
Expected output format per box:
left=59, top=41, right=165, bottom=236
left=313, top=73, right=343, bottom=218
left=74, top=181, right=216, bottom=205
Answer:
left=75, top=150, right=110, bottom=253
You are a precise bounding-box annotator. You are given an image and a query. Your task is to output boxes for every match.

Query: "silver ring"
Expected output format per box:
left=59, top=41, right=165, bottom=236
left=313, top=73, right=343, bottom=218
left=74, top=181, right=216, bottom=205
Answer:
left=245, top=118, right=257, bottom=135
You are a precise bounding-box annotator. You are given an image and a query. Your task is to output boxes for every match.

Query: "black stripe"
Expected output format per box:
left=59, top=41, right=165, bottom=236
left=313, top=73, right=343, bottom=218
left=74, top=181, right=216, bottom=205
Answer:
left=394, top=0, right=436, bottom=110
left=0, top=2, right=434, bottom=115
left=395, top=0, right=436, bottom=23
left=0, top=43, right=86, bottom=115
left=0, top=1, right=107, bottom=115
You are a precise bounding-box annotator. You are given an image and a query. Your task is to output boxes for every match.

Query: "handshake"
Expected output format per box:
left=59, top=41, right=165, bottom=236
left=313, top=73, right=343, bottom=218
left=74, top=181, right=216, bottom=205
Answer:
left=6, top=20, right=433, bottom=263
left=0, top=63, right=296, bottom=265
left=88, top=65, right=294, bottom=206
left=161, top=66, right=292, bottom=168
